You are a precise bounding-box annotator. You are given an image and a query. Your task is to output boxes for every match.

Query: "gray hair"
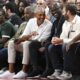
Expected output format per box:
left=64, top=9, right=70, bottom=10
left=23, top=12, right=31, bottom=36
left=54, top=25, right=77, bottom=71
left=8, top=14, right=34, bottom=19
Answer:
left=34, top=6, right=45, bottom=13
left=36, top=0, right=45, bottom=3
left=24, top=6, right=32, bottom=12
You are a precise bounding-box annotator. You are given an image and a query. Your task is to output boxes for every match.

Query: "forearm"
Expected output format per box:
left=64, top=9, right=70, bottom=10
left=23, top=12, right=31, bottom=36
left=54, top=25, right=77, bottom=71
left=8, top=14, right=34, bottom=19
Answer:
left=0, top=38, right=8, bottom=44
left=19, top=34, right=32, bottom=42
left=71, top=33, right=80, bottom=43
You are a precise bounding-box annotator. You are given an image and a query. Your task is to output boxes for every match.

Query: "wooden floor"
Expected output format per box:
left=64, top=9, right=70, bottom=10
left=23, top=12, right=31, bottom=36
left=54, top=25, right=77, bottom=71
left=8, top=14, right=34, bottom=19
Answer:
left=0, top=76, right=80, bottom=80
left=0, top=79, right=40, bottom=80
left=0, top=78, right=45, bottom=80
left=0, top=79, right=45, bottom=80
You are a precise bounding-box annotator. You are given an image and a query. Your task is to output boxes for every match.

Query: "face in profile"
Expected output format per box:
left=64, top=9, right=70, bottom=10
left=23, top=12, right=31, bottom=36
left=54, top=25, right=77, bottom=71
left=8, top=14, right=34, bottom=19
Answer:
left=0, top=12, right=5, bottom=24
left=24, top=8, right=33, bottom=21
left=36, top=12, right=45, bottom=25
left=3, top=6, right=8, bottom=18
left=63, top=8, right=69, bottom=20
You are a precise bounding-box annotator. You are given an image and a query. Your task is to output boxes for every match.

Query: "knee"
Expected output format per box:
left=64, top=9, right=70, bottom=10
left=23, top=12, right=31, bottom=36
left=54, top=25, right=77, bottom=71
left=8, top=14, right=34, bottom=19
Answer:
left=48, top=44, right=55, bottom=53
left=29, top=40, right=38, bottom=48
left=8, top=40, right=14, bottom=48
left=23, top=41, right=30, bottom=48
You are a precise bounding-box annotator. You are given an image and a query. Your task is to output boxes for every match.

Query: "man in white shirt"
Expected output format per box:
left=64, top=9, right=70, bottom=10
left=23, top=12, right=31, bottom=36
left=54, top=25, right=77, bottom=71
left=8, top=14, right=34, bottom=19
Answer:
left=47, top=4, right=80, bottom=80
left=0, top=6, right=52, bottom=79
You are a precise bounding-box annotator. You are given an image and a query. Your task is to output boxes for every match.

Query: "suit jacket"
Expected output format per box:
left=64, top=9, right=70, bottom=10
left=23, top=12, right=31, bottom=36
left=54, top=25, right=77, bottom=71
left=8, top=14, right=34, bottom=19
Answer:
left=43, top=15, right=65, bottom=47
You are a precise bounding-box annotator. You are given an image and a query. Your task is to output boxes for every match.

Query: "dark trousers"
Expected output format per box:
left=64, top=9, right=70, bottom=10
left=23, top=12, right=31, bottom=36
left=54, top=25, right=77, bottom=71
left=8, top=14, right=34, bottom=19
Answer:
left=44, top=42, right=54, bottom=71
left=29, top=40, right=45, bottom=71
left=48, top=44, right=63, bottom=70
left=63, top=43, right=80, bottom=74
left=0, top=48, right=22, bottom=72
left=0, top=48, right=8, bottom=68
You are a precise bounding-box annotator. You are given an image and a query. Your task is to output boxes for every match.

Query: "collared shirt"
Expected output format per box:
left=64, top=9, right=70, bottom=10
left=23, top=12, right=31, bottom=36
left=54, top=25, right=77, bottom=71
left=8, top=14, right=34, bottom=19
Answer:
left=21, top=18, right=52, bottom=42
left=60, top=15, right=80, bottom=43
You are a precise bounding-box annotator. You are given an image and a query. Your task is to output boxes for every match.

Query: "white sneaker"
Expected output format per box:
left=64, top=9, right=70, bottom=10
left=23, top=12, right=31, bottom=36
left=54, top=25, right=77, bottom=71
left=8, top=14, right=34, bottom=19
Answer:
left=0, top=67, right=7, bottom=74
left=13, top=70, right=27, bottom=79
left=47, top=69, right=61, bottom=79
left=0, top=70, right=4, bottom=74
left=0, top=70, right=15, bottom=79
left=57, top=71, right=72, bottom=80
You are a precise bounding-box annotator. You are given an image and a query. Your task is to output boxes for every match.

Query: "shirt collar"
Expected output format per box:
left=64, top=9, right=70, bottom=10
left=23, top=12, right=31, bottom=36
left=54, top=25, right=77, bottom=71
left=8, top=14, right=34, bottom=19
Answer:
left=71, top=15, right=77, bottom=24
left=65, top=15, right=77, bottom=24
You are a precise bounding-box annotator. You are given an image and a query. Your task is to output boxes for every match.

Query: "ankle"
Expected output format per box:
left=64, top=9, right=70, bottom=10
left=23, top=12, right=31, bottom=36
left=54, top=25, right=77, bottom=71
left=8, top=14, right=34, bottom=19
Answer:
left=22, top=65, right=29, bottom=73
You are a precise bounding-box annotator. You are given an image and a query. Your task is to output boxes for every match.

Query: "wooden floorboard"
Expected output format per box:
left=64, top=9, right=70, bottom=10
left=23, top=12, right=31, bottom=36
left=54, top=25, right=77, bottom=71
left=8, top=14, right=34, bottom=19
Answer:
left=0, top=76, right=80, bottom=80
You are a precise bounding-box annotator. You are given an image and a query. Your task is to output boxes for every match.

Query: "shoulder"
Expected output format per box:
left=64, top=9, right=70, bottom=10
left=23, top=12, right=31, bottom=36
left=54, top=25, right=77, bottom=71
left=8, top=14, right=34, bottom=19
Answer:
left=76, top=15, right=80, bottom=22
left=20, top=21, right=27, bottom=27
left=44, top=19, right=52, bottom=26
left=2, top=21, right=13, bottom=27
left=28, top=18, right=36, bottom=23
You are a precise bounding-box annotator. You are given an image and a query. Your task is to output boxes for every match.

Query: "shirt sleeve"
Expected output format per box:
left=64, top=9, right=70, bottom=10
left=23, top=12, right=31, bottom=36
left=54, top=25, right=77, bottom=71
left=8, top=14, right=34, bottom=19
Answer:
left=60, top=22, right=72, bottom=43
left=38, top=22, right=52, bottom=42
left=1, top=23, right=14, bottom=38
left=20, top=19, right=31, bottom=37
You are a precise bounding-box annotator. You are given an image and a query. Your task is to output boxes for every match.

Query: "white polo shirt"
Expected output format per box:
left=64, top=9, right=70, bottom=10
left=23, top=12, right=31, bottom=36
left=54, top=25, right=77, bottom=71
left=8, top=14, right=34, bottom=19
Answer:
left=21, top=17, right=52, bottom=42
left=60, top=15, right=80, bottom=43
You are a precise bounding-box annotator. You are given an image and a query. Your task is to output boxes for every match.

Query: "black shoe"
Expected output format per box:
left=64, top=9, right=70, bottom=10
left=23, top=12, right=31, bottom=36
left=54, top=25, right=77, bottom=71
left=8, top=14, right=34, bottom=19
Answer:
left=40, top=69, right=53, bottom=79
left=27, top=70, right=42, bottom=79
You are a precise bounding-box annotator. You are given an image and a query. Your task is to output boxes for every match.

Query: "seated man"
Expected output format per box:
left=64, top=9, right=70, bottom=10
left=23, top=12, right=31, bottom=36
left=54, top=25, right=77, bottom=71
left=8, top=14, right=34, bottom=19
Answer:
left=0, top=6, right=52, bottom=79
left=3, top=2, right=23, bottom=27
left=28, top=4, right=65, bottom=78
left=47, top=4, right=80, bottom=80
left=0, top=9, right=15, bottom=49
left=0, top=6, right=34, bottom=73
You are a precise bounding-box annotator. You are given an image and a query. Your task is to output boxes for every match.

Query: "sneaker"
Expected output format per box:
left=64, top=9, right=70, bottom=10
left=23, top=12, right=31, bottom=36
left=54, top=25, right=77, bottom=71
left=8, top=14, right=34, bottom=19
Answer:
left=47, top=69, right=61, bottom=79
left=57, top=71, right=72, bottom=80
left=33, top=75, right=41, bottom=79
left=0, top=67, right=7, bottom=74
left=0, top=70, right=15, bottom=79
left=13, top=70, right=27, bottom=79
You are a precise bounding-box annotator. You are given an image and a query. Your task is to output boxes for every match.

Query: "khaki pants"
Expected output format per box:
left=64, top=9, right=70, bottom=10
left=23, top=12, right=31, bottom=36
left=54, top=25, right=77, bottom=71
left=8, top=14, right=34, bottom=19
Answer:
left=8, top=40, right=31, bottom=65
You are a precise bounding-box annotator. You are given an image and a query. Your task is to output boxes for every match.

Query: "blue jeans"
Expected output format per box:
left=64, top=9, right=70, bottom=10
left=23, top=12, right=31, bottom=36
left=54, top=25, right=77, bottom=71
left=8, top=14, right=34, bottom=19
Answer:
left=0, top=48, right=8, bottom=68
left=48, top=44, right=63, bottom=70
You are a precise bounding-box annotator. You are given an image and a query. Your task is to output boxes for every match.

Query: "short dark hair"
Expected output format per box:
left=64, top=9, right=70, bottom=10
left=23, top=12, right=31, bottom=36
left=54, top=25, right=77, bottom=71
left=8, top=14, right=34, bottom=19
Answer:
left=5, top=2, right=15, bottom=13
left=65, top=3, right=77, bottom=15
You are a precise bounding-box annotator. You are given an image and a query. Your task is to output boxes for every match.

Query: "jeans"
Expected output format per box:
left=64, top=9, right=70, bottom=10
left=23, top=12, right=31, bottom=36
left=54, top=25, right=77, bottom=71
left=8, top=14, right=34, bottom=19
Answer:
left=63, top=43, right=80, bottom=74
left=48, top=44, right=63, bottom=70
left=0, top=48, right=8, bottom=68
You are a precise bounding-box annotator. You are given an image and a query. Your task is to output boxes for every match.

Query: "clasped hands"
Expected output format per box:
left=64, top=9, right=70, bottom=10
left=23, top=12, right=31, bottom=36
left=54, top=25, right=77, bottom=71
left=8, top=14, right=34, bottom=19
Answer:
left=51, top=37, right=63, bottom=45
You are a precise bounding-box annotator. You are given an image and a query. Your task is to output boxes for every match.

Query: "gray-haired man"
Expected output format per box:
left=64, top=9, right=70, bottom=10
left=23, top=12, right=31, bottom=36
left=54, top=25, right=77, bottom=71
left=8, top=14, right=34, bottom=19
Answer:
left=0, top=6, right=52, bottom=79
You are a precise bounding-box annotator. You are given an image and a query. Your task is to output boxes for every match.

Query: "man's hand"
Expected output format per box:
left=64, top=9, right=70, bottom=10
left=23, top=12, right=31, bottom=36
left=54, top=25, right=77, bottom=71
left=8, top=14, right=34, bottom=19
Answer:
left=14, top=35, right=30, bottom=44
left=30, top=31, right=38, bottom=36
left=51, top=37, right=63, bottom=45
left=14, top=31, right=38, bottom=44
